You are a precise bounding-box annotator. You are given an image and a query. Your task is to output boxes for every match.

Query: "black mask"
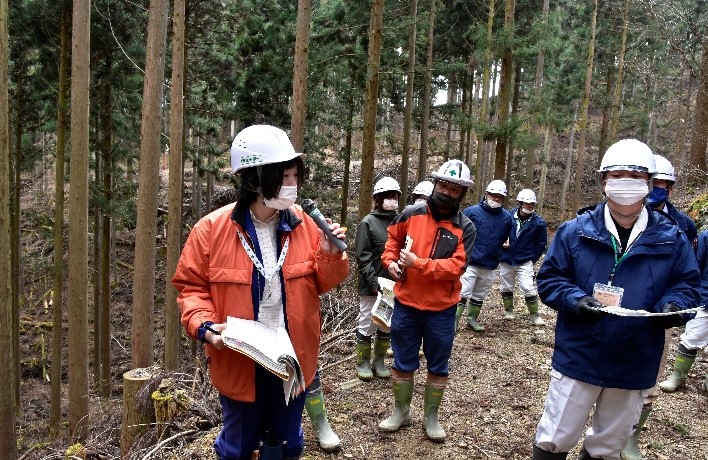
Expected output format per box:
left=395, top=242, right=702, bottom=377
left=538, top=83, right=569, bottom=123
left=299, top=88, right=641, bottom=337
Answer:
left=430, top=191, right=457, bottom=210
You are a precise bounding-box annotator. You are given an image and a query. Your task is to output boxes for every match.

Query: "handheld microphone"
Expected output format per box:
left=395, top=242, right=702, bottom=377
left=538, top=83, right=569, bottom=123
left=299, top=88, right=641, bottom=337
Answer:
left=301, top=199, right=348, bottom=252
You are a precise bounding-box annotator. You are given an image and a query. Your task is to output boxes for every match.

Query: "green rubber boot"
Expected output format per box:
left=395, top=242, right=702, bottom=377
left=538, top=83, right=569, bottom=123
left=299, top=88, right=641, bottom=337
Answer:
left=467, top=299, right=485, bottom=332
left=372, top=331, right=391, bottom=379
left=454, top=298, right=468, bottom=333
left=658, top=344, right=697, bottom=392
left=378, top=374, right=414, bottom=432
left=526, top=295, right=545, bottom=326
left=355, top=331, right=373, bottom=381
left=502, top=291, right=515, bottom=320
left=620, top=404, right=651, bottom=460
left=305, top=378, right=341, bottom=452
left=422, top=375, right=447, bottom=442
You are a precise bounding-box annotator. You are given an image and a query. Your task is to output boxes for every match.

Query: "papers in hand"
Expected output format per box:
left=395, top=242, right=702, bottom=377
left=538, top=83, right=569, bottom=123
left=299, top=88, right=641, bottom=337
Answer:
left=372, top=277, right=396, bottom=332
left=221, top=316, right=306, bottom=403
left=601, top=306, right=703, bottom=317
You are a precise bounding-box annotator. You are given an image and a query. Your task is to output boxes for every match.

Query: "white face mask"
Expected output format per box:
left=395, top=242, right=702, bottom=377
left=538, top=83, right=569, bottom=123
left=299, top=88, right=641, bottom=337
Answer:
left=264, top=185, right=298, bottom=210
left=519, top=207, right=533, bottom=216
left=486, top=198, right=502, bottom=209
left=382, top=199, right=398, bottom=211
left=604, top=178, right=649, bottom=206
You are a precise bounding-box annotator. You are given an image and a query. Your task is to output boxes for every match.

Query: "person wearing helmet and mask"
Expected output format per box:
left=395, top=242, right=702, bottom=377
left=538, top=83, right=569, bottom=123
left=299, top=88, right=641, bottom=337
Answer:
left=354, top=176, right=401, bottom=381
left=378, top=160, right=476, bottom=442
left=498, top=189, right=548, bottom=325
left=620, top=155, right=702, bottom=460
left=172, top=125, right=349, bottom=460
left=411, top=180, right=434, bottom=204
left=531, top=139, right=700, bottom=460
left=455, top=179, right=513, bottom=332
left=646, top=154, right=697, bottom=247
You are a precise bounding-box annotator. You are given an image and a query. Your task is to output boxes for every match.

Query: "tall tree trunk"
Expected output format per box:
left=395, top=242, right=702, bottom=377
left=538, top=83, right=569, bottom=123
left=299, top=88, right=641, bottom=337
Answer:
left=165, top=0, right=186, bottom=371
left=597, top=63, right=613, bottom=167
left=571, top=0, right=598, bottom=213
left=11, top=69, right=21, bottom=411
left=474, top=0, right=495, bottom=202
left=291, top=0, right=310, bottom=152
left=560, top=104, right=579, bottom=212
left=50, top=0, right=70, bottom=435
left=458, top=65, right=468, bottom=161
left=417, top=0, right=436, bottom=183
left=525, top=0, right=549, bottom=188
left=494, top=0, right=515, bottom=182
left=98, top=57, right=112, bottom=397
left=68, top=0, right=91, bottom=441
left=505, top=63, right=521, bottom=192
left=688, top=35, right=708, bottom=179
left=92, top=144, right=102, bottom=389
left=677, top=62, right=694, bottom=178
left=400, top=0, right=417, bottom=207
left=609, top=0, right=629, bottom=144
left=340, top=85, right=354, bottom=227
left=358, top=0, right=385, bottom=220
left=0, top=0, right=16, bottom=456
left=537, top=126, right=552, bottom=211
left=132, top=0, right=170, bottom=368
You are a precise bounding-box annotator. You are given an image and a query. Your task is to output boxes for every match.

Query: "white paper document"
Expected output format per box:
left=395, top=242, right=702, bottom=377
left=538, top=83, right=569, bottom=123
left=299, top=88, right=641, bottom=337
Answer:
left=601, top=306, right=704, bottom=317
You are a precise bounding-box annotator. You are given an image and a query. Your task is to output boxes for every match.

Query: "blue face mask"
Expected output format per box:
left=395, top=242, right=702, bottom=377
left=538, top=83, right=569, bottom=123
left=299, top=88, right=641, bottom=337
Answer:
left=647, top=187, right=669, bottom=207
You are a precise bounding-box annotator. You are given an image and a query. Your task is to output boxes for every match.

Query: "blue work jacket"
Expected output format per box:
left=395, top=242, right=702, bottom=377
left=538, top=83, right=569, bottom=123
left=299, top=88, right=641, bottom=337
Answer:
left=665, top=201, right=698, bottom=249
left=500, top=209, right=547, bottom=266
left=462, top=200, right=512, bottom=269
left=537, top=202, right=700, bottom=390
left=696, top=230, right=708, bottom=309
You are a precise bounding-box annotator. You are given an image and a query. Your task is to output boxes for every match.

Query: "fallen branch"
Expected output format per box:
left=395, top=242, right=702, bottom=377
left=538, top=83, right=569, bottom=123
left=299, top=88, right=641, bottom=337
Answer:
left=320, top=353, right=355, bottom=372
left=118, top=260, right=134, bottom=271
left=141, top=429, right=198, bottom=460
left=320, top=327, right=354, bottom=347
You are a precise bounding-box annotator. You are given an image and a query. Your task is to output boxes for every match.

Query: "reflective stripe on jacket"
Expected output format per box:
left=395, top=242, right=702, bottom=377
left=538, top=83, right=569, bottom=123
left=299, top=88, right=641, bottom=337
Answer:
left=382, top=202, right=476, bottom=311
left=172, top=203, right=349, bottom=402
left=537, top=202, right=700, bottom=389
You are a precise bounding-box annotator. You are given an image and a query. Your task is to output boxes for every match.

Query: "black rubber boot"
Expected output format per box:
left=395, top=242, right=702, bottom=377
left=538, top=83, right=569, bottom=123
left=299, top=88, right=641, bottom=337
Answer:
left=532, top=444, right=568, bottom=459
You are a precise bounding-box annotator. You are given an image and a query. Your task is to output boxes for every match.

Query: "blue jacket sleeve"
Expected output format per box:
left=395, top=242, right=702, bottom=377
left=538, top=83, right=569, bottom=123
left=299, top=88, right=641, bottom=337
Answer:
left=536, top=222, right=588, bottom=315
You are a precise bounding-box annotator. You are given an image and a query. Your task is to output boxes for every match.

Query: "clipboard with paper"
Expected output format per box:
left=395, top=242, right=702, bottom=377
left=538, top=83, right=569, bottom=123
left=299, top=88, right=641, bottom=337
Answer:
left=372, top=236, right=413, bottom=332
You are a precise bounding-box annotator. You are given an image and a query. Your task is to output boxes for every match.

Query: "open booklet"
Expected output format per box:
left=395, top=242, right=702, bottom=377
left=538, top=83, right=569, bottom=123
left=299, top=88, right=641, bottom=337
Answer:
left=221, top=316, right=306, bottom=403
left=372, top=277, right=396, bottom=332
left=372, top=235, right=413, bottom=332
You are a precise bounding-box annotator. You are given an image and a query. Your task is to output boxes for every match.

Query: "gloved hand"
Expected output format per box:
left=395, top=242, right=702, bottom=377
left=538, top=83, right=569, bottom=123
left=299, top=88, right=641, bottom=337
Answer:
left=576, top=296, right=606, bottom=322
left=652, top=302, right=687, bottom=329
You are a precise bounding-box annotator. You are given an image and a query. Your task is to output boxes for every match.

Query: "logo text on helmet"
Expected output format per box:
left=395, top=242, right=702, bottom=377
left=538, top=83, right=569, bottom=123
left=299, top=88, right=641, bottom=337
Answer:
left=240, top=154, right=261, bottom=165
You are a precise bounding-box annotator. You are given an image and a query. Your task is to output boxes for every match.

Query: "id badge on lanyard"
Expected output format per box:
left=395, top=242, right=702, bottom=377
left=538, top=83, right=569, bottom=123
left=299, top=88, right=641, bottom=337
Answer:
left=593, top=283, right=623, bottom=307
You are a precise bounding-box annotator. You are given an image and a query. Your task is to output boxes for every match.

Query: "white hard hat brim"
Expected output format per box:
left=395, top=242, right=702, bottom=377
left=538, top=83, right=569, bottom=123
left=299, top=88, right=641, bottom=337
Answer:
left=431, top=172, right=473, bottom=187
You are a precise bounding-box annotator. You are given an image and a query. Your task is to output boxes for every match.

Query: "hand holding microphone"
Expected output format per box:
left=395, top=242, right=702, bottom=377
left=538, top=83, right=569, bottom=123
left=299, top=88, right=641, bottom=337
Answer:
left=301, top=199, right=348, bottom=252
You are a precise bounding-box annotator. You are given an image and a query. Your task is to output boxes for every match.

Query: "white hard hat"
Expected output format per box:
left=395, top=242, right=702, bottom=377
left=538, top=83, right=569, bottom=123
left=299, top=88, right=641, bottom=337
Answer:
left=653, top=155, right=676, bottom=182
left=412, top=180, right=434, bottom=197
left=230, top=125, right=302, bottom=173
left=516, top=189, right=537, bottom=203
left=430, top=160, right=473, bottom=187
left=373, top=176, right=401, bottom=195
left=486, top=179, right=508, bottom=196
left=599, top=139, right=657, bottom=175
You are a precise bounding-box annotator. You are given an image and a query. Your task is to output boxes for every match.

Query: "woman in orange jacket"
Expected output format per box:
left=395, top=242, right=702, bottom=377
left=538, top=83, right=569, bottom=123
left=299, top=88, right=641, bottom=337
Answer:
left=172, top=125, right=349, bottom=460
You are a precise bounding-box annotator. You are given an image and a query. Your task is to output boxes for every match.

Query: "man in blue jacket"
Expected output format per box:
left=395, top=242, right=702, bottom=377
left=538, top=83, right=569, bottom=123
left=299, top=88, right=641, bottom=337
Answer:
left=531, top=139, right=700, bottom=460
left=455, top=180, right=512, bottom=332
left=499, top=188, right=547, bottom=325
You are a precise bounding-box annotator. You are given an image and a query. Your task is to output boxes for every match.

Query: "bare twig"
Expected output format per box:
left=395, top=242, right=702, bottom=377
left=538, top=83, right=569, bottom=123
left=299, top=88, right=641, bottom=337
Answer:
left=141, top=429, right=198, bottom=460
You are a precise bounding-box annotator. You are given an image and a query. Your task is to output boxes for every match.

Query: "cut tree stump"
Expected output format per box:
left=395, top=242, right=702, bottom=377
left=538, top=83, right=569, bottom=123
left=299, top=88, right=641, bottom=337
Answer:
left=121, top=367, right=160, bottom=458
left=152, top=378, right=190, bottom=439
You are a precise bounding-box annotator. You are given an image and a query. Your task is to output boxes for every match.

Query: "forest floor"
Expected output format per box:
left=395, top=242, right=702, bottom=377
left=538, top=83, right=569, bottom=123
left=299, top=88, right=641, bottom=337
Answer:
left=13, top=156, right=708, bottom=460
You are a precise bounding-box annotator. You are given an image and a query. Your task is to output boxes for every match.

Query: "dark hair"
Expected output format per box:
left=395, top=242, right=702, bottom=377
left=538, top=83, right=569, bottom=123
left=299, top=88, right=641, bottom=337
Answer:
left=237, top=156, right=305, bottom=206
